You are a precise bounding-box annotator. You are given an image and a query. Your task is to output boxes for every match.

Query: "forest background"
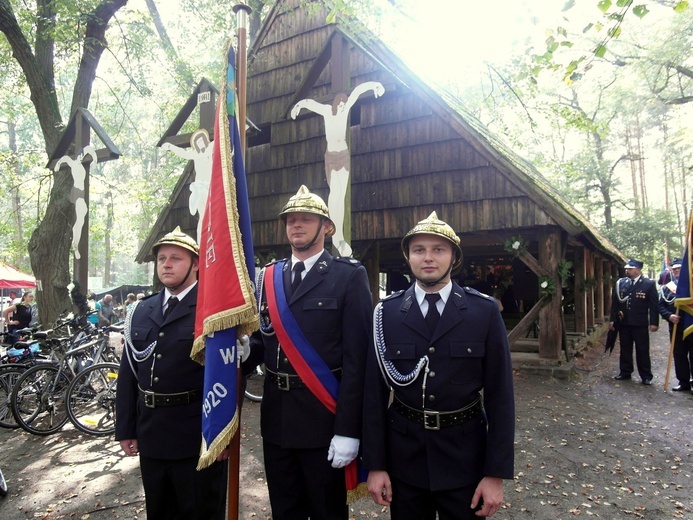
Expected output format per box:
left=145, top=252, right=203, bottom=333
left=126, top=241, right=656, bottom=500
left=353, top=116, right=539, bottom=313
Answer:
left=0, top=0, right=691, bottom=325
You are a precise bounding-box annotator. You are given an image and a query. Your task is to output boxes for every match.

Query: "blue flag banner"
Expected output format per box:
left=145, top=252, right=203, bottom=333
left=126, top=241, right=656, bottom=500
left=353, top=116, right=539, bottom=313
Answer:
left=191, top=42, right=259, bottom=469
left=675, top=214, right=693, bottom=339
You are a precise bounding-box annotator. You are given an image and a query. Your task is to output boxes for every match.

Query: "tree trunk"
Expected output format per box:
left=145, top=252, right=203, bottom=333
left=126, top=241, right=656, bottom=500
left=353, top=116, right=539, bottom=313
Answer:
left=7, top=121, right=23, bottom=267
left=104, top=192, right=113, bottom=287
left=1, top=0, right=128, bottom=325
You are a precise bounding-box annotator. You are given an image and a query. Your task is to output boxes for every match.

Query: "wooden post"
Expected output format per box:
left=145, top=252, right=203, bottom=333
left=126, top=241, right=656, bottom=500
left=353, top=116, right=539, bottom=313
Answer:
left=538, top=228, right=563, bottom=359
left=594, top=255, right=604, bottom=322
left=585, top=250, right=595, bottom=332
left=573, top=246, right=587, bottom=334
left=229, top=4, right=251, bottom=519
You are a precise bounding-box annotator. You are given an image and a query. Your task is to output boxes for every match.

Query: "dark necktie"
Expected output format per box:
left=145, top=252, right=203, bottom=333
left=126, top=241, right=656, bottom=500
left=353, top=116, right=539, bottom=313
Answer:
left=290, top=261, right=305, bottom=296
left=424, top=293, right=441, bottom=333
left=163, top=296, right=178, bottom=320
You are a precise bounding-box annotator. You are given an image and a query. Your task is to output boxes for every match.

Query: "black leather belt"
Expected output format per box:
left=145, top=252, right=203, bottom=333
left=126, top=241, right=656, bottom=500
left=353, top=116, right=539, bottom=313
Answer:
left=266, top=368, right=342, bottom=391
left=138, top=387, right=200, bottom=408
left=392, top=397, right=482, bottom=430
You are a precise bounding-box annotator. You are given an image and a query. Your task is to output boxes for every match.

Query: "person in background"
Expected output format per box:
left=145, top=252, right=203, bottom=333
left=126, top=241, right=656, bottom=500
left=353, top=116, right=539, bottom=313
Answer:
left=98, top=293, right=116, bottom=325
left=2, top=291, right=35, bottom=343
left=251, top=186, right=372, bottom=519
left=657, top=258, right=693, bottom=393
left=363, top=212, right=515, bottom=519
left=610, top=259, right=659, bottom=385
left=86, top=292, right=102, bottom=326
left=115, top=227, right=227, bottom=519
left=124, top=293, right=137, bottom=318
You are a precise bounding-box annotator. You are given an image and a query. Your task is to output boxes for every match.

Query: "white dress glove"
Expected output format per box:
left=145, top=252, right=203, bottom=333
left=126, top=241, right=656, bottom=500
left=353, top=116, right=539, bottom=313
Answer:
left=236, top=334, right=250, bottom=363
left=327, top=435, right=360, bottom=468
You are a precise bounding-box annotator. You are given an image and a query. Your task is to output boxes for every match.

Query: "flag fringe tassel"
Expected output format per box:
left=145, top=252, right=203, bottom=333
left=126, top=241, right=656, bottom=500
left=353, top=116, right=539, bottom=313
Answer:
left=196, top=406, right=240, bottom=470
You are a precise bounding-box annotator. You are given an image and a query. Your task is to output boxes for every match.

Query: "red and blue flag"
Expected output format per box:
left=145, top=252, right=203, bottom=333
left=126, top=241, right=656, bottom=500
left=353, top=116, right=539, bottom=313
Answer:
left=192, top=43, right=259, bottom=469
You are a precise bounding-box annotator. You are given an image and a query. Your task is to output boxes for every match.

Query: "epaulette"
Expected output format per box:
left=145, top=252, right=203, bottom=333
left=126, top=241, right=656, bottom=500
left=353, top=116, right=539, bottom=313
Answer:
left=264, top=258, right=285, bottom=267
left=334, top=256, right=362, bottom=267
left=463, top=286, right=493, bottom=300
left=381, top=290, right=405, bottom=301
left=140, top=292, right=159, bottom=301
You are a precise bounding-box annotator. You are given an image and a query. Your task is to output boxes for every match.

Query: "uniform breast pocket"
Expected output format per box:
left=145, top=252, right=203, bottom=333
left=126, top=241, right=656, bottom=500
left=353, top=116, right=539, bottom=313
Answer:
left=301, top=297, right=339, bottom=331
left=130, top=325, right=153, bottom=343
left=385, top=343, right=418, bottom=373
left=449, top=341, right=484, bottom=385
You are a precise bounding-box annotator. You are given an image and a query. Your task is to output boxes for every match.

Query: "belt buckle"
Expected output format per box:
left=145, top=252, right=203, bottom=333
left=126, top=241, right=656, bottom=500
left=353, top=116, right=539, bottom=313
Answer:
left=143, top=390, right=156, bottom=408
left=276, top=372, right=290, bottom=391
left=423, top=410, right=440, bottom=430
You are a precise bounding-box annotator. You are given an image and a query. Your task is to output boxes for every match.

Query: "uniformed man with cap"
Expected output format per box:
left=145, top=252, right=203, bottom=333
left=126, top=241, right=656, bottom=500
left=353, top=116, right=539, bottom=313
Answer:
left=252, top=186, right=372, bottom=519
left=657, top=257, right=693, bottom=392
left=115, top=227, right=226, bottom=519
left=362, top=212, right=515, bottom=519
left=610, top=258, right=659, bottom=384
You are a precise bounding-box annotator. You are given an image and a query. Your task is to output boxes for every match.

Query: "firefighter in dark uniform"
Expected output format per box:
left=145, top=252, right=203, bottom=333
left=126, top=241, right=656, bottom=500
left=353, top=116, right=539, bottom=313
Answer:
left=115, top=227, right=226, bottom=520
left=362, top=212, right=515, bottom=519
left=610, top=258, right=659, bottom=384
left=657, top=258, right=693, bottom=392
left=252, top=186, right=372, bottom=519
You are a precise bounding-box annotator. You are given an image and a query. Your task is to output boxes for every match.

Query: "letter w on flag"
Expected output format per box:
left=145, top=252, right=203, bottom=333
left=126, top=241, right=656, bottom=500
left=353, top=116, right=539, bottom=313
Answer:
left=675, top=213, right=693, bottom=339
left=191, top=43, right=259, bottom=469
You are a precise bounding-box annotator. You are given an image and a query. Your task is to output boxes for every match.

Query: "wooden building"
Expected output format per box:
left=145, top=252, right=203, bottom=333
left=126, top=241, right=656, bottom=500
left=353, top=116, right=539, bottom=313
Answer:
left=139, top=0, right=625, bottom=361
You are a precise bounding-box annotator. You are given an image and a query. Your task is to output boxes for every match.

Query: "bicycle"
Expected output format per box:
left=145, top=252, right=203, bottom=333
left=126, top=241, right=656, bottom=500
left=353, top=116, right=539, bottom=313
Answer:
left=10, top=323, right=122, bottom=436
left=66, top=362, right=119, bottom=435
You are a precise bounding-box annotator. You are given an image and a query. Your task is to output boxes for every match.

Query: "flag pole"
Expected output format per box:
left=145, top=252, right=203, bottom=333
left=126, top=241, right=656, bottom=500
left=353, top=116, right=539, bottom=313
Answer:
left=228, top=3, right=251, bottom=519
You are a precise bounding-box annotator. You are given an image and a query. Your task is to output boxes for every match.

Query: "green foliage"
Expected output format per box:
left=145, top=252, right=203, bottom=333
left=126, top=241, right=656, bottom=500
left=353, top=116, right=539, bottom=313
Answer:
left=601, top=209, right=681, bottom=271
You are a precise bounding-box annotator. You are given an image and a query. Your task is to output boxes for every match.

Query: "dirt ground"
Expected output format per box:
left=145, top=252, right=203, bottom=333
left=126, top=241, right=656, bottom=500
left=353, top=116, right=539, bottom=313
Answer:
left=0, top=325, right=692, bottom=519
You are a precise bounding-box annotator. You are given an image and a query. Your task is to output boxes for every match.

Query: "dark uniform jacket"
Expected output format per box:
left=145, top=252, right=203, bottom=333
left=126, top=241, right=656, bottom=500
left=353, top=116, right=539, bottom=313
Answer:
left=610, top=276, right=659, bottom=327
left=115, top=286, right=203, bottom=459
left=657, top=281, right=677, bottom=322
left=257, top=250, right=372, bottom=449
left=362, top=283, right=515, bottom=491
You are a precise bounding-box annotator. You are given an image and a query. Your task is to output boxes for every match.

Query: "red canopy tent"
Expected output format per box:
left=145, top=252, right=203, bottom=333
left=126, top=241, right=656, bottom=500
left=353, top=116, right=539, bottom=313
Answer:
left=0, top=262, right=36, bottom=289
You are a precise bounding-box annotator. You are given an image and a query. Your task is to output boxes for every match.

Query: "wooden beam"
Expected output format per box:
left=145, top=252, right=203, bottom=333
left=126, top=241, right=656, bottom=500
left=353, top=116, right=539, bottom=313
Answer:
left=585, top=250, right=595, bottom=331
left=518, top=250, right=550, bottom=278
left=538, top=228, right=563, bottom=359
left=507, top=296, right=550, bottom=346
left=595, top=256, right=604, bottom=322
left=573, top=246, right=587, bottom=334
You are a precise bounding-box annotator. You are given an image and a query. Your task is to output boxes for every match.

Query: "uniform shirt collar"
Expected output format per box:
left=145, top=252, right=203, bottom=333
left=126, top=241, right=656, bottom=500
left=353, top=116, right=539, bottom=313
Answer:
left=414, top=281, right=452, bottom=308
left=164, top=281, right=196, bottom=309
left=291, top=250, right=324, bottom=275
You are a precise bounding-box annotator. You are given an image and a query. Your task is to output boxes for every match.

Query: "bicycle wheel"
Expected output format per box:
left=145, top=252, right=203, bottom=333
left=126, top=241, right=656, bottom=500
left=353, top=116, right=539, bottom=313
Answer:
left=11, top=364, right=70, bottom=436
left=0, top=366, right=27, bottom=428
left=244, top=364, right=264, bottom=403
left=66, top=362, right=119, bottom=435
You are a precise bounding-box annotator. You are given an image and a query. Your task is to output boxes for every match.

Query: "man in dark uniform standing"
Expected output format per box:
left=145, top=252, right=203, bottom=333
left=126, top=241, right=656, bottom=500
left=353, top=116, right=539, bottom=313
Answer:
left=252, top=185, right=372, bottom=520
left=363, top=212, right=515, bottom=519
left=115, top=227, right=226, bottom=519
left=657, top=258, right=693, bottom=392
left=610, top=258, right=659, bottom=384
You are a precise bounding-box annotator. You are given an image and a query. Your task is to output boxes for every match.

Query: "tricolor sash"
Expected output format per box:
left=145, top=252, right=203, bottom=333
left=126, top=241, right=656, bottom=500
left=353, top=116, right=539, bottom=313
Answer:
left=264, top=261, right=362, bottom=494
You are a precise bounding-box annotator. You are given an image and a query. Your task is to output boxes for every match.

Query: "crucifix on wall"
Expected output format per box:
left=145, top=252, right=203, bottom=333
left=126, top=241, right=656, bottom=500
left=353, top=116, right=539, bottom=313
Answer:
left=290, top=81, right=384, bottom=257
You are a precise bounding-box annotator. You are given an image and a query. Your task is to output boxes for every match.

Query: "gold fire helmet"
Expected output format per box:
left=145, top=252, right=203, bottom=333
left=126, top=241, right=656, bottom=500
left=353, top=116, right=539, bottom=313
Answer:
left=278, top=185, right=335, bottom=237
left=151, top=226, right=199, bottom=257
left=402, top=212, right=462, bottom=269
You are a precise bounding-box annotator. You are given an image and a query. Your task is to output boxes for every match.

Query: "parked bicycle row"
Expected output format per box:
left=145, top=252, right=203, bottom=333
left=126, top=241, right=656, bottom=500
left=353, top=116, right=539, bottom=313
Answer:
left=0, top=311, right=123, bottom=437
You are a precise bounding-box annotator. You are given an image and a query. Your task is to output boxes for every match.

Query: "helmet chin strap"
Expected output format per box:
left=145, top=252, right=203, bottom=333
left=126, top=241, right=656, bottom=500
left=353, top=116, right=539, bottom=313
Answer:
left=289, top=218, right=325, bottom=253
left=164, top=259, right=196, bottom=292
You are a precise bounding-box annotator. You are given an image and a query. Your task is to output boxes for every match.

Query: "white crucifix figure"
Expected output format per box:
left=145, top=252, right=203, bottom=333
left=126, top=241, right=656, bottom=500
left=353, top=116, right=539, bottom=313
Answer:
left=291, top=81, right=385, bottom=257
left=161, top=129, right=213, bottom=243
left=55, top=146, right=97, bottom=260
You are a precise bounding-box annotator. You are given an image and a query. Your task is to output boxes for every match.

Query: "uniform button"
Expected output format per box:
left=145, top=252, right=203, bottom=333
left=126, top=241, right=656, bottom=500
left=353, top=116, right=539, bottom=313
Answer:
left=159, top=331, right=165, bottom=337
left=428, top=395, right=435, bottom=402
left=156, top=354, right=163, bottom=359
left=153, top=377, right=159, bottom=383
left=429, top=371, right=436, bottom=377
left=428, top=347, right=435, bottom=354
left=467, top=348, right=472, bottom=354
left=134, top=332, right=139, bottom=337
left=318, top=301, right=323, bottom=307
left=396, top=350, right=401, bottom=355
left=282, top=357, right=289, bottom=364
